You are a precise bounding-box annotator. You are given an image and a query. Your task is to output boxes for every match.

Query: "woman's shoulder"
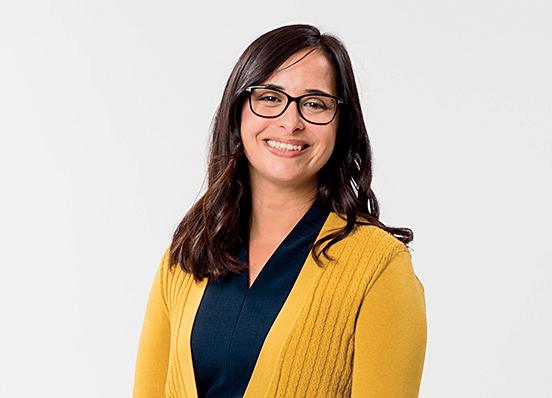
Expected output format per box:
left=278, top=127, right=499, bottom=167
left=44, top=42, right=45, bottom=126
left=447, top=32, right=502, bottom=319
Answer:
left=323, top=212, right=410, bottom=283
left=314, top=212, right=415, bottom=309
left=155, top=245, right=196, bottom=292
left=326, top=212, right=408, bottom=255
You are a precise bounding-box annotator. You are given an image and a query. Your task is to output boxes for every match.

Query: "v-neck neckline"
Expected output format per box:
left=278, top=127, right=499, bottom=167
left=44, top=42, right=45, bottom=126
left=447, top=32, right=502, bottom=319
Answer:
left=244, top=201, right=328, bottom=290
left=179, top=210, right=343, bottom=398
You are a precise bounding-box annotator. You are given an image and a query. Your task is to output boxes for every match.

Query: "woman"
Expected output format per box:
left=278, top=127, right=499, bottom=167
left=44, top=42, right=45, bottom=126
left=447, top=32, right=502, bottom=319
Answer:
left=133, top=24, right=427, bottom=398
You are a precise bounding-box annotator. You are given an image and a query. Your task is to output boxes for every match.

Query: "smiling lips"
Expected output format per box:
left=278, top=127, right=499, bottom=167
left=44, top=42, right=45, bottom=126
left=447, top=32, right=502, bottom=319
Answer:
left=264, top=138, right=309, bottom=152
left=263, top=138, right=310, bottom=158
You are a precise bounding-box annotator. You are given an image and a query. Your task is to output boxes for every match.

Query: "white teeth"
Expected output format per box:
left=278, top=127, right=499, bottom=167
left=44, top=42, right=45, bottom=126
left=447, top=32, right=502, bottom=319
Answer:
left=266, top=139, right=305, bottom=151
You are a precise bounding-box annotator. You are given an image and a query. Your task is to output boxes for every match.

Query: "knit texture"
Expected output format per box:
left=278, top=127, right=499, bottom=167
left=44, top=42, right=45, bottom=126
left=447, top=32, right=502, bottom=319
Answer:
left=267, top=226, right=400, bottom=397
left=133, top=214, right=427, bottom=398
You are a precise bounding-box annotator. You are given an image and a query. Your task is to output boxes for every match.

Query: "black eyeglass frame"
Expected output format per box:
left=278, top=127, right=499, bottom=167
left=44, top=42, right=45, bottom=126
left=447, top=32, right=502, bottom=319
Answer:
left=244, top=85, right=345, bottom=126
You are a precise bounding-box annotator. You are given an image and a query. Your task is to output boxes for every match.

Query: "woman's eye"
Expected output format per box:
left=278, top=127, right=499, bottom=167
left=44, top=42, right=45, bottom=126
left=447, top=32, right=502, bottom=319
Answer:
left=305, top=101, right=326, bottom=109
left=259, top=96, right=280, bottom=102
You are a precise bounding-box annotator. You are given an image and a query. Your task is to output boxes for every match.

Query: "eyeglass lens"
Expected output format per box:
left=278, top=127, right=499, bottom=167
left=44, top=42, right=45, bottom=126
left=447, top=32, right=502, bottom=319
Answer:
left=249, top=88, right=338, bottom=124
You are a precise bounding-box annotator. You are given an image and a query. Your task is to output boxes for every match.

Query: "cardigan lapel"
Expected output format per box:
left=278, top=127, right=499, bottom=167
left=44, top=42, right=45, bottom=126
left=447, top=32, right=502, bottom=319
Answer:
left=242, top=212, right=340, bottom=398
left=180, top=275, right=208, bottom=398
left=178, top=212, right=343, bottom=398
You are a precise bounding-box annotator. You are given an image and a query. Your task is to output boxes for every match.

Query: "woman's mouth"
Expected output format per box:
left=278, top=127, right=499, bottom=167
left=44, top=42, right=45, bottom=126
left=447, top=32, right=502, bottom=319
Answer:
left=263, top=139, right=310, bottom=158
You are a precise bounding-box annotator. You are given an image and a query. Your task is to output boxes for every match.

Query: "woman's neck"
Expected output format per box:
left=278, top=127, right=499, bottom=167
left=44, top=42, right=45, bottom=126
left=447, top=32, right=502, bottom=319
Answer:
left=248, top=179, right=318, bottom=243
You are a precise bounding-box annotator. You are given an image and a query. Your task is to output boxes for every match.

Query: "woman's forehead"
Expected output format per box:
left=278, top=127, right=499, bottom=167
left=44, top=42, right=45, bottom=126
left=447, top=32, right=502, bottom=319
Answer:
left=265, top=49, right=337, bottom=94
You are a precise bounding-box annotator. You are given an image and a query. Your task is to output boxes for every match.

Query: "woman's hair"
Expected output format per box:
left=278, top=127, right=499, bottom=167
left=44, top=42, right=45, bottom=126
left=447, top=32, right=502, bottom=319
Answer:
left=168, top=24, right=413, bottom=281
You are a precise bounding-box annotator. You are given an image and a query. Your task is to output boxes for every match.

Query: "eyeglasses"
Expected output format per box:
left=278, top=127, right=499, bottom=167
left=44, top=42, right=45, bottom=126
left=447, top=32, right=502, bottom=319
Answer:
left=244, top=85, right=344, bottom=125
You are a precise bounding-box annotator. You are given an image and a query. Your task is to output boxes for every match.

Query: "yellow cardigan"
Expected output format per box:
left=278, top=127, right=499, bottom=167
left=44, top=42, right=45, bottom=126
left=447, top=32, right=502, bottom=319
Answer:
left=133, top=212, right=427, bottom=397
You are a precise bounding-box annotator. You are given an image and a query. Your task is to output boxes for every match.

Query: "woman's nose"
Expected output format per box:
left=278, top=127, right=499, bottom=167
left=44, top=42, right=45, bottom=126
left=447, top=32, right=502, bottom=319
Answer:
left=277, top=100, right=305, bottom=132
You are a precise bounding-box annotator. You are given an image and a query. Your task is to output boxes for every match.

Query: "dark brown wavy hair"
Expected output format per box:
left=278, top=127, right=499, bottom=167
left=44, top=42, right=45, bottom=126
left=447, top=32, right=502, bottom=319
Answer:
left=168, top=24, right=413, bottom=282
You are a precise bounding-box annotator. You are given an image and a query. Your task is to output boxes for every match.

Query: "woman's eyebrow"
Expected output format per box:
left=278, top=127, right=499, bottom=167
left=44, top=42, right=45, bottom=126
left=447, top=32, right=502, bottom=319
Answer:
left=263, top=83, right=333, bottom=96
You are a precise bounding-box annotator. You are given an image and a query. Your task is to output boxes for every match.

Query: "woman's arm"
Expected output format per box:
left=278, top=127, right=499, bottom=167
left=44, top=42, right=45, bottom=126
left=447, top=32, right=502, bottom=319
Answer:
left=351, top=249, right=427, bottom=397
left=133, top=249, right=172, bottom=398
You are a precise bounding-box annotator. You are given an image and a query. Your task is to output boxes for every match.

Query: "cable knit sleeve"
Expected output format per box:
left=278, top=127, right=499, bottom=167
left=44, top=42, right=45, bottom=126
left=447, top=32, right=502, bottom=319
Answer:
left=351, top=249, right=427, bottom=397
left=133, top=248, right=172, bottom=398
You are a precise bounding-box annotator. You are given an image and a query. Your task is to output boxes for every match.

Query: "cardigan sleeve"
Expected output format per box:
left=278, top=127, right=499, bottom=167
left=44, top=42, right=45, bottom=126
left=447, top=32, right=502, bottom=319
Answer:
left=351, top=249, right=427, bottom=397
left=133, top=249, right=171, bottom=398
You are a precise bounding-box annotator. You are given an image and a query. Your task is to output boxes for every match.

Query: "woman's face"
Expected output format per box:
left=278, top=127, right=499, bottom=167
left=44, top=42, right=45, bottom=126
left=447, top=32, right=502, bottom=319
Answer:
left=240, top=48, right=339, bottom=191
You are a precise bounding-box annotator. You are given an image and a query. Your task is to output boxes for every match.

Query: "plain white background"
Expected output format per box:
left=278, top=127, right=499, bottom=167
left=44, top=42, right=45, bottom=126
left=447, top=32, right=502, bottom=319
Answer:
left=1, top=0, right=550, bottom=396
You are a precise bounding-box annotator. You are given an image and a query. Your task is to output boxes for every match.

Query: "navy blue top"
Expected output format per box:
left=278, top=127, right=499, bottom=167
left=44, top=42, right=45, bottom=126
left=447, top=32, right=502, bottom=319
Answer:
left=190, top=201, right=330, bottom=398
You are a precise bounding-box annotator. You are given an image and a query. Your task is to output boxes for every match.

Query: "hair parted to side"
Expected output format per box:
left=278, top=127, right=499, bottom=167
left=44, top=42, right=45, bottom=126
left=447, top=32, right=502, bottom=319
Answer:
left=168, top=24, right=414, bottom=282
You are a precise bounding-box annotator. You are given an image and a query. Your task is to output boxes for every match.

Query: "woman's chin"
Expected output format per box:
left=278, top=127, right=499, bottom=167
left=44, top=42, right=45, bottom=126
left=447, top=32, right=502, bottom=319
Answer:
left=263, top=172, right=315, bottom=188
